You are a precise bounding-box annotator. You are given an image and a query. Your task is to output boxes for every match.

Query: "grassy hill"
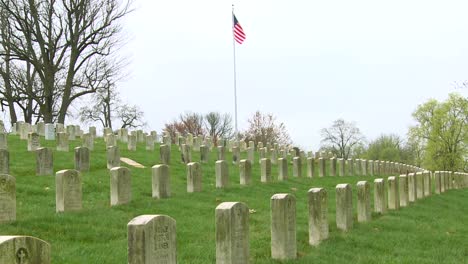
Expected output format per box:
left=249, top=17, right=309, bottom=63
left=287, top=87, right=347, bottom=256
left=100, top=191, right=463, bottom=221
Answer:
left=1, top=134, right=467, bottom=263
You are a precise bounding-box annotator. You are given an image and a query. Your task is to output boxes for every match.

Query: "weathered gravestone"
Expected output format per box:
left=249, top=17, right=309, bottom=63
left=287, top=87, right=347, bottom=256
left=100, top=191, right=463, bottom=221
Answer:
left=293, top=157, right=302, bottom=177
left=74, top=147, right=90, bottom=172
left=146, top=135, right=154, bottom=151
left=0, top=174, right=15, bottom=223
left=357, top=181, right=371, bottom=223
left=247, top=147, right=254, bottom=164
left=187, top=162, right=202, bottom=193
left=89, top=126, right=97, bottom=138
left=338, top=158, right=345, bottom=177
left=271, top=193, right=296, bottom=260
left=110, top=167, right=131, bottom=206
left=128, top=134, right=137, bottom=151
left=308, top=188, right=328, bottom=246
left=56, top=132, right=69, bottom=152
left=307, top=157, right=315, bottom=178
left=160, top=144, right=171, bottom=165
left=36, top=148, right=53, bottom=176
left=0, top=149, right=9, bottom=174
left=181, top=144, right=192, bottom=164
left=200, top=145, right=209, bottom=164
left=0, top=236, right=50, bottom=264
left=217, top=146, right=225, bottom=161
left=374, top=178, right=387, bottom=214
left=261, top=158, right=272, bottom=183
left=318, top=158, right=325, bottom=177
left=106, top=133, right=116, bottom=148
left=408, top=173, right=417, bottom=202
left=82, top=133, right=94, bottom=151
left=387, top=176, right=399, bottom=210
left=107, top=146, right=120, bottom=169
left=67, top=125, right=76, bottom=140
left=399, top=174, right=408, bottom=207
left=0, top=133, right=7, bottom=149
left=56, top=169, right=82, bottom=212
left=336, top=183, right=353, bottom=231
left=232, top=146, right=240, bottom=165
left=152, top=164, right=171, bottom=199
left=329, top=157, right=337, bottom=176
left=27, top=132, right=40, bottom=151
left=278, top=158, right=288, bottom=181
left=239, top=159, right=251, bottom=185
left=216, top=202, right=249, bottom=264
left=127, top=215, right=177, bottom=264
left=216, top=160, right=229, bottom=188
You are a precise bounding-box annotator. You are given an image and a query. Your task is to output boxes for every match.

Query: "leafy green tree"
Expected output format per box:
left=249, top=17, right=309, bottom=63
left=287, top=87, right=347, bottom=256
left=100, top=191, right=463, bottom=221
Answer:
left=365, top=134, right=403, bottom=161
left=410, top=93, right=467, bottom=171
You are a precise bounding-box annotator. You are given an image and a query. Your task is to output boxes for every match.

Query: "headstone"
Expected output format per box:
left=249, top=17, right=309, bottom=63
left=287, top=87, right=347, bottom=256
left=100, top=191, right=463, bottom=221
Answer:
left=89, top=126, right=97, bottom=138
left=151, top=131, right=158, bottom=142
left=55, top=123, right=65, bottom=133
left=292, top=157, right=302, bottom=177
left=330, top=158, right=337, bottom=176
left=56, top=169, right=82, bottom=212
left=278, top=158, right=288, bottom=181
left=374, top=178, right=387, bottom=214
left=346, top=159, right=354, bottom=176
left=239, top=159, right=251, bottom=185
left=136, top=130, right=145, bottom=143
left=434, top=171, right=441, bottom=194
left=152, top=164, right=171, bottom=199
left=247, top=147, right=254, bottom=164
left=146, top=135, right=155, bottom=151
left=0, top=236, right=51, bottom=264
left=110, top=167, right=132, bottom=206
left=181, top=144, right=192, bottom=164
left=0, top=174, right=15, bottom=223
left=74, top=147, right=90, bottom=172
left=67, top=125, right=76, bottom=140
left=399, top=174, right=408, bottom=207
left=215, top=202, right=249, bottom=264
left=128, top=134, right=137, bottom=151
left=187, top=162, right=202, bottom=193
left=0, top=133, right=7, bottom=149
left=308, top=188, right=328, bottom=246
left=261, top=158, right=272, bottom=183
left=369, top=160, right=374, bottom=176
left=0, top=149, right=9, bottom=174
left=355, top=159, right=361, bottom=175
left=336, top=184, right=353, bottom=231
left=361, top=159, right=368, bottom=175
left=387, top=176, right=399, bottom=210
left=127, top=215, right=177, bottom=264
left=200, top=145, right=209, bottom=163
left=106, top=133, right=117, bottom=148
left=338, top=158, right=345, bottom=177
left=107, top=146, right=120, bottom=169
left=160, top=144, right=171, bottom=165
left=306, top=157, right=315, bottom=178
left=36, top=148, right=53, bottom=176
left=27, top=132, right=40, bottom=151
left=232, top=146, right=240, bottom=165
left=318, top=158, right=325, bottom=177
left=248, top=141, right=254, bottom=149
left=258, top=147, right=266, bottom=164
left=163, top=135, right=171, bottom=146
left=415, top=172, right=424, bottom=199
left=215, top=160, right=229, bottom=188
left=82, top=133, right=94, bottom=151
left=217, top=146, right=225, bottom=161
left=271, top=193, right=296, bottom=260
left=408, top=173, right=417, bottom=202
left=193, top=136, right=200, bottom=152
left=423, top=171, right=431, bottom=197
left=357, top=181, right=371, bottom=222
left=56, top=132, right=69, bottom=152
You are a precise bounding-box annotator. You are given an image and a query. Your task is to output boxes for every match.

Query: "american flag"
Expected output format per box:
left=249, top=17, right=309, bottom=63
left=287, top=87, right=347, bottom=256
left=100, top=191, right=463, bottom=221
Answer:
left=233, top=14, right=246, bottom=44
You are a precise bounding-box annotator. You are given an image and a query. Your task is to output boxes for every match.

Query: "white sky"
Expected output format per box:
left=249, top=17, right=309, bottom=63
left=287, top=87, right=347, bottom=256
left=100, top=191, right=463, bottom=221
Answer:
left=118, top=0, right=468, bottom=151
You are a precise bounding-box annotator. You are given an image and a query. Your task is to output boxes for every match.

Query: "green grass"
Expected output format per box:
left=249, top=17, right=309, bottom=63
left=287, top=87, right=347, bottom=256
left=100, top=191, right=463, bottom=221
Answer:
left=2, top=134, right=467, bottom=263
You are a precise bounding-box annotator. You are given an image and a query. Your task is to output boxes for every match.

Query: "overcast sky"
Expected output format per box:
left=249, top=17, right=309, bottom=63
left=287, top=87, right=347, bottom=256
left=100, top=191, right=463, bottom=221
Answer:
left=118, top=0, right=468, bottom=151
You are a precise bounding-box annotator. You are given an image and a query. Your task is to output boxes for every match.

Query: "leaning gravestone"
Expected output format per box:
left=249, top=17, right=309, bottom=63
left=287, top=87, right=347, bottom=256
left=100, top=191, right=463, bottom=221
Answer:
left=56, top=169, right=82, bottom=212
left=152, top=164, right=171, bottom=199
left=0, top=149, right=9, bottom=174
left=216, top=202, right=249, bottom=264
left=27, top=132, right=41, bottom=151
left=36, top=148, right=53, bottom=176
left=107, top=146, right=120, bottom=169
left=110, top=167, right=131, bottom=206
left=271, top=193, right=296, bottom=260
left=74, top=147, right=90, bottom=172
left=0, top=174, right=15, bottom=223
left=127, top=215, right=177, bottom=264
left=45, top=123, right=55, bottom=140
left=0, top=236, right=51, bottom=264
left=308, top=188, right=328, bottom=246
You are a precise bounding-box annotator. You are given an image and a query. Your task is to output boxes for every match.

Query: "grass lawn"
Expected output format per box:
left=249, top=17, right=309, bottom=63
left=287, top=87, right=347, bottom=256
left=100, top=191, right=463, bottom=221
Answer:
left=2, top=134, right=467, bottom=263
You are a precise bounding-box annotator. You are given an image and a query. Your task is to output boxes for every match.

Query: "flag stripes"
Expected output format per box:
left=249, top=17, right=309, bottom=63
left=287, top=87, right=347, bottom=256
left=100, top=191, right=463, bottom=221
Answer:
left=233, top=14, right=245, bottom=44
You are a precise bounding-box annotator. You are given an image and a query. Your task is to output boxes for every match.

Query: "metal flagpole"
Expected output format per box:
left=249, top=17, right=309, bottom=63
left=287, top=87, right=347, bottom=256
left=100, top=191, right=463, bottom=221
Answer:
left=232, top=4, right=238, bottom=140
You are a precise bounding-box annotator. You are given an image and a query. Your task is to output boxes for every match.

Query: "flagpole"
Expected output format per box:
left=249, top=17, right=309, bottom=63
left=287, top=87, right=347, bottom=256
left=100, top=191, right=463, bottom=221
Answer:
left=232, top=4, right=238, bottom=140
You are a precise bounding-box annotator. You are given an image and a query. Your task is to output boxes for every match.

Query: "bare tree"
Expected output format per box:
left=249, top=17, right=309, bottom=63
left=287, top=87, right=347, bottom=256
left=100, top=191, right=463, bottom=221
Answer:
left=320, top=119, right=365, bottom=159
left=117, top=104, right=145, bottom=129
left=205, top=112, right=233, bottom=145
left=243, top=111, right=291, bottom=146
left=0, top=0, right=132, bottom=123
left=179, top=112, right=204, bottom=136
